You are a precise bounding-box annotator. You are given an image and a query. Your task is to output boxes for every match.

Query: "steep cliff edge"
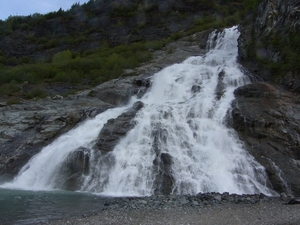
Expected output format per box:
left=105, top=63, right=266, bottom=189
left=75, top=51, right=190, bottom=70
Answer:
left=235, top=0, right=300, bottom=196
left=232, top=82, right=300, bottom=196
left=238, top=0, right=300, bottom=91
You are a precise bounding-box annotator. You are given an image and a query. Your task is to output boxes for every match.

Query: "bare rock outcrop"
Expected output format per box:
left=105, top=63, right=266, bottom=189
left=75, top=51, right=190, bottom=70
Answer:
left=96, top=101, right=144, bottom=153
left=238, top=0, right=300, bottom=91
left=232, top=82, right=300, bottom=196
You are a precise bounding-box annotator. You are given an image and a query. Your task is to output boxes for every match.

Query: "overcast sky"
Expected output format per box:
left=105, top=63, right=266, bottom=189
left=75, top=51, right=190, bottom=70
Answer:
left=0, top=0, right=90, bottom=21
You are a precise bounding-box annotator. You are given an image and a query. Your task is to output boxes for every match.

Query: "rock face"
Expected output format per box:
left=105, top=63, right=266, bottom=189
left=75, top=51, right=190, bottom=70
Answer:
left=236, top=0, right=300, bottom=197
left=96, top=101, right=144, bottom=153
left=232, top=82, right=300, bottom=196
left=239, top=0, right=300, bottom=58
left=54, top=147, right=90, bottom=191
left=153, top=152, right=174, bottom=195
left=238, top=0, right=300, bottom=90
left=0, top=102, right=85, bottom=180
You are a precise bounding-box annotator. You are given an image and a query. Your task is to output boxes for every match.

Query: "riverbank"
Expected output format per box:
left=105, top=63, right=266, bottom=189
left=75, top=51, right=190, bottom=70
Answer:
left=44, top=195, right=300, bottom=225
left=1, top=189, right=300, bottom=224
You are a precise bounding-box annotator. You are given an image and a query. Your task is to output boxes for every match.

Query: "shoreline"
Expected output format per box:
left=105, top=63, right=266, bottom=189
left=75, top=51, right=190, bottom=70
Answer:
left=1, top=190, right=300, bottom=224
left=43, top=196, right=300, bottom=225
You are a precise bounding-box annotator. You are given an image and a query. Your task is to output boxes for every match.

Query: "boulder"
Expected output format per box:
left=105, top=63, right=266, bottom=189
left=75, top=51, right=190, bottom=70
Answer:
left=234, top=82, right=269, bottom=98
left=96, top=101, right=144, bottom=153
left=153, top=153, right=174, bottom=195
left=95, top=89, right=131, bottom=106
left=151, top=125, right=174, bottom=194
left=54, top=147, right=90, bottom=191
left=52, top=95, right=64, bottom=100
left=287, top=198, right=300, bottom=205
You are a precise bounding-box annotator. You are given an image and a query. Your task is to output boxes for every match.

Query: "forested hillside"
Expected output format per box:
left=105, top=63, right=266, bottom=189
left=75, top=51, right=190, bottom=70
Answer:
left=0, top=0, right=257, bottom=101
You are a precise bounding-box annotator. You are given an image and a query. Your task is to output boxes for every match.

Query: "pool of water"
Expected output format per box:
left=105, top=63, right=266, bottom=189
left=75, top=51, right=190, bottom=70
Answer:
left=0, top=188, right=107, bottom=225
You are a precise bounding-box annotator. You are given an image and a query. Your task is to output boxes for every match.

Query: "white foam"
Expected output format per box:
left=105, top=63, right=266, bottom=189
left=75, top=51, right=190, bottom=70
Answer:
left=2, top=26, right=275, bottom=196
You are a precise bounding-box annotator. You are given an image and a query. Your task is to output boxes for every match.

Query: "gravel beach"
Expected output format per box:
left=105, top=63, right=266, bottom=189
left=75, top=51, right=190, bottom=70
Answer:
left=42, top=194, right=300, bottom=225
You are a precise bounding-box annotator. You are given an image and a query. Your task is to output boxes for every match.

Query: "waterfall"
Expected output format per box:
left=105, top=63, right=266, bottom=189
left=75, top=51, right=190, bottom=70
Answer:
left=1, top=106, right=130, bottom=190
left=1, top=26, right=275, bottom=196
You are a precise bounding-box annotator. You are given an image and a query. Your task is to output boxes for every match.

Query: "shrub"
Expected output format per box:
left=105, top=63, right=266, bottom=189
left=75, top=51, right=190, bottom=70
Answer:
left=25, top=88, right=47, bottom=99
left=135, top=51, right=152, bottom=63
left=6, top=98, right=21, bottom=105
left=0, top=55, right=5, bottom=64
left=0, top=81, right=20, bottom=96
left=45, top=39, right=59, bottom=48
left=144, top=40, right=165, bottom=50
left=5, top=57, right=21, bottom=66
left=52, top=50, right=72, bottom=63
left=242, top=0, right=261, bottom=12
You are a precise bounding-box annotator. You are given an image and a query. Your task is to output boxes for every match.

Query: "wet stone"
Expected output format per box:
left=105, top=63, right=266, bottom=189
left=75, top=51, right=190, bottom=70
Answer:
left=178, top=196, right=189, bottom=205
left=213, top=193, right=222, bottom=202
left=192, top=201, right=200, bottom=206
left=138, top=200, right=148, bottom=205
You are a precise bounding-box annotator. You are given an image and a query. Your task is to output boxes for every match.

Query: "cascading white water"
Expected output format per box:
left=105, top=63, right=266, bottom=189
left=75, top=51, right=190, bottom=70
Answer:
left=1, top=26, right=274, bottom=196
left=1, top=106, right=130, bottom=190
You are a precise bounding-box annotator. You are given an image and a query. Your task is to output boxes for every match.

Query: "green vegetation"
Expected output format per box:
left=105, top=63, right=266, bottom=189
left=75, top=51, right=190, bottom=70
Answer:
left=0, top=0, right=258, bottom=99
left=254, top=29, right=300, bottom=80
left=0, top=41, right=155, bottom=87
left=0, top=80, right=20, bottom=96
left=24, top=88, right=48, bottom=99
left=6, top=98, right=21, bottom=105
left=242, top=0, right=261, bottom=12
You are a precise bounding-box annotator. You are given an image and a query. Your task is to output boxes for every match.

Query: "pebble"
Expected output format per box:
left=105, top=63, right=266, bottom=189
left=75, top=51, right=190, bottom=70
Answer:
left=99, top=192, right=279, bottom=212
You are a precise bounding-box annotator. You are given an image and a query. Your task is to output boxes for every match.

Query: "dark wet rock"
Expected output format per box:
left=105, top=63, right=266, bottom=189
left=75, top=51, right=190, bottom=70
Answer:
left=96, top=101, right=144, bottom=153
left=232, top=82, right=300, bottom=196
left=287, top=198, right=300, bottom=205
left=151, top=127, right=168, bottom=155
left=280, top=192, right=295, bottom=203
left=153, top=153, right=174, bottom=195
left=133, top=78, right=151, bottom=88
left=191, top=85, right=201, bottom=94
left=215, top=70, right=226, bottom=99
left=94, top=89, right=131, bottom=106
left=234, top=82, right=268, bottom=98
left=55, top=147, right=90, bottom=191
left=81, top=107, right=110, bottom=121
left=160, top=153, right=172, bottom=165
left=151, top=124, right=174, bottom=194
left=65, top=147, right=90, bottom=175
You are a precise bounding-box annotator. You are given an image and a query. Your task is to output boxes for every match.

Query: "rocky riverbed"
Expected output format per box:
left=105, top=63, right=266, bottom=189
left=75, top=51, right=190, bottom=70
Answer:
left=42, top=193, right=300, bottom=225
